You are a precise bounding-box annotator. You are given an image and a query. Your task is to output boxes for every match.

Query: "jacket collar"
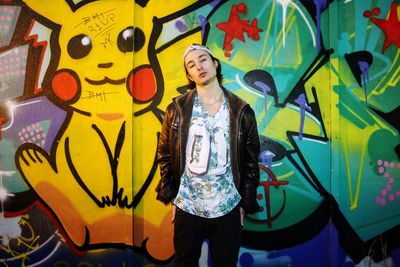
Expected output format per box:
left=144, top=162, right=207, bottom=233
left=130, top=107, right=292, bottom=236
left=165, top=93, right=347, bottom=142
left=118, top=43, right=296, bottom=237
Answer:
left=173, top=86, right=248, bottom=114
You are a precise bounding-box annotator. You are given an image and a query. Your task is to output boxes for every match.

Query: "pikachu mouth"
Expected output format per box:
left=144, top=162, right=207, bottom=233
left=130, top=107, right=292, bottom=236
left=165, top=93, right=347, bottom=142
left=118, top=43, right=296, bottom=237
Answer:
left=96, top=113, right=125, bottom=121
left=85, top=77, right=126, bottom=85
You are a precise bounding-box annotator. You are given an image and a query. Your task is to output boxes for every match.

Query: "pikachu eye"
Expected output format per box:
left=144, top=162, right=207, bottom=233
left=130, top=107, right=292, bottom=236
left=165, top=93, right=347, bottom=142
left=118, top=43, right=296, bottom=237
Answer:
left=67, top=34, right=92, bottom=59
left=118, top=26, right=145, bottom=53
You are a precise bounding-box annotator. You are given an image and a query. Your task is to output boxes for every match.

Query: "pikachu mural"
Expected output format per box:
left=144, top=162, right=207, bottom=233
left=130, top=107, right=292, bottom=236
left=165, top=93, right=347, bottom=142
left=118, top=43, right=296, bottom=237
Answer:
left=0, top=0, right=399, bottom=266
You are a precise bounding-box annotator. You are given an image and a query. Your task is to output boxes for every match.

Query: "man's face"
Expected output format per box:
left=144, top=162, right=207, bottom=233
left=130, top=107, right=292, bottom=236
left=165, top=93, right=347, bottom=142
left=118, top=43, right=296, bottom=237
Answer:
left=184, top=50, right=218, bottom=87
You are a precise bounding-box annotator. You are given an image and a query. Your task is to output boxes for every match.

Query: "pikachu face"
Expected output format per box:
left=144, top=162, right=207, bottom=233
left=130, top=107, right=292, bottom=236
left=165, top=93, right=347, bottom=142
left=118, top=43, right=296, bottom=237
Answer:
left=42, top=1, right=138, bottom=117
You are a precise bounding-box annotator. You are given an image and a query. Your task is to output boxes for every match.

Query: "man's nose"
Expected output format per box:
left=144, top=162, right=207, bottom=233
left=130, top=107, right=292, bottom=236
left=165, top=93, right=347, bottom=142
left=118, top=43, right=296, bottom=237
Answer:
left=195, top=62, right=203, bottom=70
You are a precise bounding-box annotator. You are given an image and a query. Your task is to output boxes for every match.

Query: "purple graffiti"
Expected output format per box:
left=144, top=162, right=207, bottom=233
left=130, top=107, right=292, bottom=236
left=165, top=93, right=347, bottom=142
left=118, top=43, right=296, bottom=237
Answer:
left=175, top=20, right=187, bottom=32
left=260, top=150, right=275, bottom=181
left=314, top=0, right=328, bottom=51
left=198, top=15, right=207, bottom=40
left=358, top=61, right=369, bottom=103
left=209, top=0, right=222, bottom=8
left=294, top=93, right=312, bottom=140
left=254, top=80, right=271, bottom=115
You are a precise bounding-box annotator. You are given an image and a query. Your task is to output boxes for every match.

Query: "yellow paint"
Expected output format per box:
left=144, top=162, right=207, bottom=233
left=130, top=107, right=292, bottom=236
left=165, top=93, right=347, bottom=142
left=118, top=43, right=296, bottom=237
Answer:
left=342, top=132, right=366, bottom=210
left=258, top=2, right=276, bottom=67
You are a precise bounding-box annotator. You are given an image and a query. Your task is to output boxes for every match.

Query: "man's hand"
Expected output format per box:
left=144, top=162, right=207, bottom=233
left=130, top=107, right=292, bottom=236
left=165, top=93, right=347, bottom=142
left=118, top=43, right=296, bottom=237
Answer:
left=240, top=207, right=245, bottom=227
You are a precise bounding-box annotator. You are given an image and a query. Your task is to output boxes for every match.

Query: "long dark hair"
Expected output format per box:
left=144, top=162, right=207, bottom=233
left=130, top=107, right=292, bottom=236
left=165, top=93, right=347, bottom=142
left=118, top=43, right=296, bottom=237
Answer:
left=184, top=54, right=224, bottom=89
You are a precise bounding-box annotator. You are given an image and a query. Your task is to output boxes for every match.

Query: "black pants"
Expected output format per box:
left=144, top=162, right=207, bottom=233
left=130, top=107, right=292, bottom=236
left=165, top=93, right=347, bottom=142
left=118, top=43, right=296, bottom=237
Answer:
left=173, top=206, right=241, bottom=267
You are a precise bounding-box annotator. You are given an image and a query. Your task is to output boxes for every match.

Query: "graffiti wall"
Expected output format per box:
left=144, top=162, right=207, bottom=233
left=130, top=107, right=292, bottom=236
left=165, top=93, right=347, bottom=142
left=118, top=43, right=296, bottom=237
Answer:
left=0, top=0, right=398, bottom=266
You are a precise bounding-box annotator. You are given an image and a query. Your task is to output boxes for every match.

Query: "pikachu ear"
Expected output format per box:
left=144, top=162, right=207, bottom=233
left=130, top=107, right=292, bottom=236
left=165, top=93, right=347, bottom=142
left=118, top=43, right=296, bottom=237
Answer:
left=22, top=0, right=74, bottom=25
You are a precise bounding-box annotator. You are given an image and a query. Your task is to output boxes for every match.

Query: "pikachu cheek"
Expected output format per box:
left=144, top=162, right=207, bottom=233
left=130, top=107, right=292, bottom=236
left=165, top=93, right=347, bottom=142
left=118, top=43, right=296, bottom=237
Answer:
left=127, top=66, right=156, bottom=103
left=51, top=69, right=81, bottom=104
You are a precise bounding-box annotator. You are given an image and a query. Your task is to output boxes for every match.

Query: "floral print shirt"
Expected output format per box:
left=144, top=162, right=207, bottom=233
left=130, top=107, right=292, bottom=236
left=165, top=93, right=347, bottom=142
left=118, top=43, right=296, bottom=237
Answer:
left=174, top=94, right=241, bottom=218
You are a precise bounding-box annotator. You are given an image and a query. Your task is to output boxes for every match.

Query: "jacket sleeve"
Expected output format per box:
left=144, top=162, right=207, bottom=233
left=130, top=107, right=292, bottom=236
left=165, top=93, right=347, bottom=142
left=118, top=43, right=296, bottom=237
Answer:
left=156, top=103, right=177, bottom=204
left=239, top=106, right=261, bottom=214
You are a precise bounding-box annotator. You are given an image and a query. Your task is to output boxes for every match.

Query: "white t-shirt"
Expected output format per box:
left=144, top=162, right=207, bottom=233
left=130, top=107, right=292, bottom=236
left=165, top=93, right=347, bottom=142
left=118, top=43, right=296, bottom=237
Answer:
left=173, top=94, right=241, bottom=218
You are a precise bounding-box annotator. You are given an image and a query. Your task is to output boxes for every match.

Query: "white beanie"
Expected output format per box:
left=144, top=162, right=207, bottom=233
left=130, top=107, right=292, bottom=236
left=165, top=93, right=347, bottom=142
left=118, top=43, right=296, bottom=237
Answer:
left=183, top=43, right=215, bottom=64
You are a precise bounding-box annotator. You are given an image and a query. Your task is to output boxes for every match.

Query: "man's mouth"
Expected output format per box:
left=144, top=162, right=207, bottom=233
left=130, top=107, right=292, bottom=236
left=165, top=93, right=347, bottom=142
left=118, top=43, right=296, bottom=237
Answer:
left=199, top=72, right=207, bottom=78
left=85, top=77, right=126, bottom=85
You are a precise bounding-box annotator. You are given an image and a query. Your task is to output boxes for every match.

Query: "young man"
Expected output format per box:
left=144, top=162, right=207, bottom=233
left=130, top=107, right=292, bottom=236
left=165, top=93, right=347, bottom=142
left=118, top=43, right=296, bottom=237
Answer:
left=156, top=43, right=260, bottom=267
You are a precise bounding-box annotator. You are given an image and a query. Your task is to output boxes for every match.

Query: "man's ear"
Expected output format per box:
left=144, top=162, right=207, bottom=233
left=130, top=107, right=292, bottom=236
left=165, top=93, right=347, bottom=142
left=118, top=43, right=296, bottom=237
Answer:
left=214, top=60, right=218, bottom=68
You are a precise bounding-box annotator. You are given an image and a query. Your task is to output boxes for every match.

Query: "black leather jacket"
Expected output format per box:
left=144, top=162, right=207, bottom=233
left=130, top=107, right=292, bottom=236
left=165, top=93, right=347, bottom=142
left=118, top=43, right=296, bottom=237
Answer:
left=156, top=87, right=260, bottom=214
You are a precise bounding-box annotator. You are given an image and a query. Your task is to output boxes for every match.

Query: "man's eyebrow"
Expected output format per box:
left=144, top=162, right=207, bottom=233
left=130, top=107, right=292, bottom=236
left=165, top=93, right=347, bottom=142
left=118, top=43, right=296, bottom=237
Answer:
left=186, top=53, right=210, bottom=66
